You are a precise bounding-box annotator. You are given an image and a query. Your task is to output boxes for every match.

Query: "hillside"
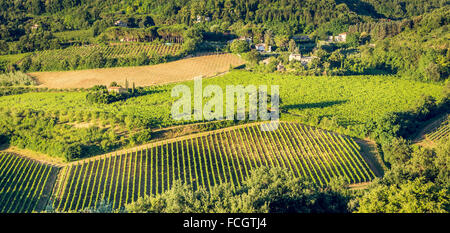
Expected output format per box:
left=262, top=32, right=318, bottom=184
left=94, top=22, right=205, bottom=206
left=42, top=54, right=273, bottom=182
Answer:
left=0, top=0, right=448, bottom=215
left=0, top=70, right=444, bottom=161
left=354, top=6, right=449, bottom=81
left=51, top=122, right=377, bottom=212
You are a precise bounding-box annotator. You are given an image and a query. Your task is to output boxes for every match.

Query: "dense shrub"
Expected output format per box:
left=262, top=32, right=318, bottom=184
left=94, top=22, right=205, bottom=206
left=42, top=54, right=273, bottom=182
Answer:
left=230, top=40, right=250, bottom=54
left=125, top=167, right=351, bottom=213
left=0, top=72, right=36, bottom=86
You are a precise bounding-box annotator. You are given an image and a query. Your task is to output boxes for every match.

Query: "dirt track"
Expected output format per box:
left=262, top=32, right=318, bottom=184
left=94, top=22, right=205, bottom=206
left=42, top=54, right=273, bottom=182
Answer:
left=29, top=53, right=245, bottom=88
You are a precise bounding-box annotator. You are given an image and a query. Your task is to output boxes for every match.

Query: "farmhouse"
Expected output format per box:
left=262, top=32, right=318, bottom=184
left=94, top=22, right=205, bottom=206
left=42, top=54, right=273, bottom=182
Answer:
left=288, top=53, right=317, bottom=66
left=195, top=15, right=202, bottom=23
left=239, top=36, right=252, bottom=43
left=255, top=43, right=271, bottom=52
left=114, top=20, right=128, bottom=28
left=195, top=15, right=211, bottom=23
left=289, top=53, right=302, bottom=62
left=30, top=24, right=40, bottom=30
left=327, top=32, right=347, bottom=43
left=107, top=86, right=128, bottom=94
left=120, top=37, right=139, bottom=42
left=336, top=32, right=347, bottom=42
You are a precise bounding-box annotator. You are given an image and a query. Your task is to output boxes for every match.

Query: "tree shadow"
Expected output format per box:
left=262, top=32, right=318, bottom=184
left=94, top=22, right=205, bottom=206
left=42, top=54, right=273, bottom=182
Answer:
left=0, top=142, right=9, bottom=150
left=281, top=100, right=348, bottom=112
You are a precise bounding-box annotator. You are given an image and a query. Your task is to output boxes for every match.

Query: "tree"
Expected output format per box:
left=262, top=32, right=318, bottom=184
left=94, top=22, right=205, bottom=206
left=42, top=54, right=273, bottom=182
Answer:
left=356, top=133, right=450, bottom=213
left=137, top=52, right=149, bottom=66
left=139, top=16, right=155, bottom=28
left=381, top=137, right=412, bottom=166
left=274, top=35, right=289, bottom=51
left=242, top=50, right=261, bottom=65
left=424, top=62, right=441, bottom=81
left=64, top=143, right=82, bottom=161
left=183, top=28, right=203, bottom=53
left=20, top=57, right=32, bottom=72
left=346, top=33, right=360, bottom=47
left=356, top=178, right=449, bottom=213
left=264, top=30, right=274, bottom=46
left=88, top=52, right=106, bottom=68
left=125, top=167, right=351, bottom=213
left=412, top=95, right=436, bottom=121
left=288, top=39, right=297, bottom=53
left=230, top=40, right=250, bottom=53
left=373, top=112, right=401, bottom=143
left=329, top=50, right=345, bottom=69
left=0, top=40, right=8, bottom=54
left=31, top=0, right=44, bottom=15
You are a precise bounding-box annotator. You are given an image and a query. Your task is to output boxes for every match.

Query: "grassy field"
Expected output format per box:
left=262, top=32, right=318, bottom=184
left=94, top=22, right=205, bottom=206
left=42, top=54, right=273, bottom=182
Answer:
left=29, top=53, right=244, bottom=88
left=0, top=153, right=60, bottom=213
left=50, top=122, right=376, bottom=212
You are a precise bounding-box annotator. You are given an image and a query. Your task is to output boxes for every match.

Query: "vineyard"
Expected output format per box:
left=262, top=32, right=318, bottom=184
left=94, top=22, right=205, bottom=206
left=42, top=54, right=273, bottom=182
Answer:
left=0, top=153, right=60, bottom=213
left=32, top=43, right=182, bottom=61
left=51, top=122, right=376, bottom=212
left=427, top=116, right=449, bottom=142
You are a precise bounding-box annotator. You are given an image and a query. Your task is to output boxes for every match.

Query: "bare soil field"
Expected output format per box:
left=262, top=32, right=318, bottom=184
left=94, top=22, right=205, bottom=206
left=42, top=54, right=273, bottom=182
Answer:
left=29, top=53, right=245, bottom=88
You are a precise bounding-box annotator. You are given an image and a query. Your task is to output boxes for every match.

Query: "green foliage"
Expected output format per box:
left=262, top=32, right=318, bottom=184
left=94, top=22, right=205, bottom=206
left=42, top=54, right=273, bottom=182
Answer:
left=86, top=85, right=154, bottom=104
left=99, top=27, right=159, bottom=42
left=0, top=109, right=123, bottom=161
left=356, top=139, right=450, bottom=213
left=356, top=178, right=448, bottom=213
left=355, top=7, right=449, bottom=81
left=182, top=28, right=204, bottom=54
left=129, top=129, right=152, bottom=145
left=362, top=0, right=445, bottom=18
left=125, top=167, right=351, bottom=213
left=381, top=138, right=412, bottom=166
left=230, top=40, right=250, bottom=54
left=370, top=95, right=447, bottom=144
left=0, top=72, right=36, bottom=86
left=241, top=50, right=261, bottom=65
